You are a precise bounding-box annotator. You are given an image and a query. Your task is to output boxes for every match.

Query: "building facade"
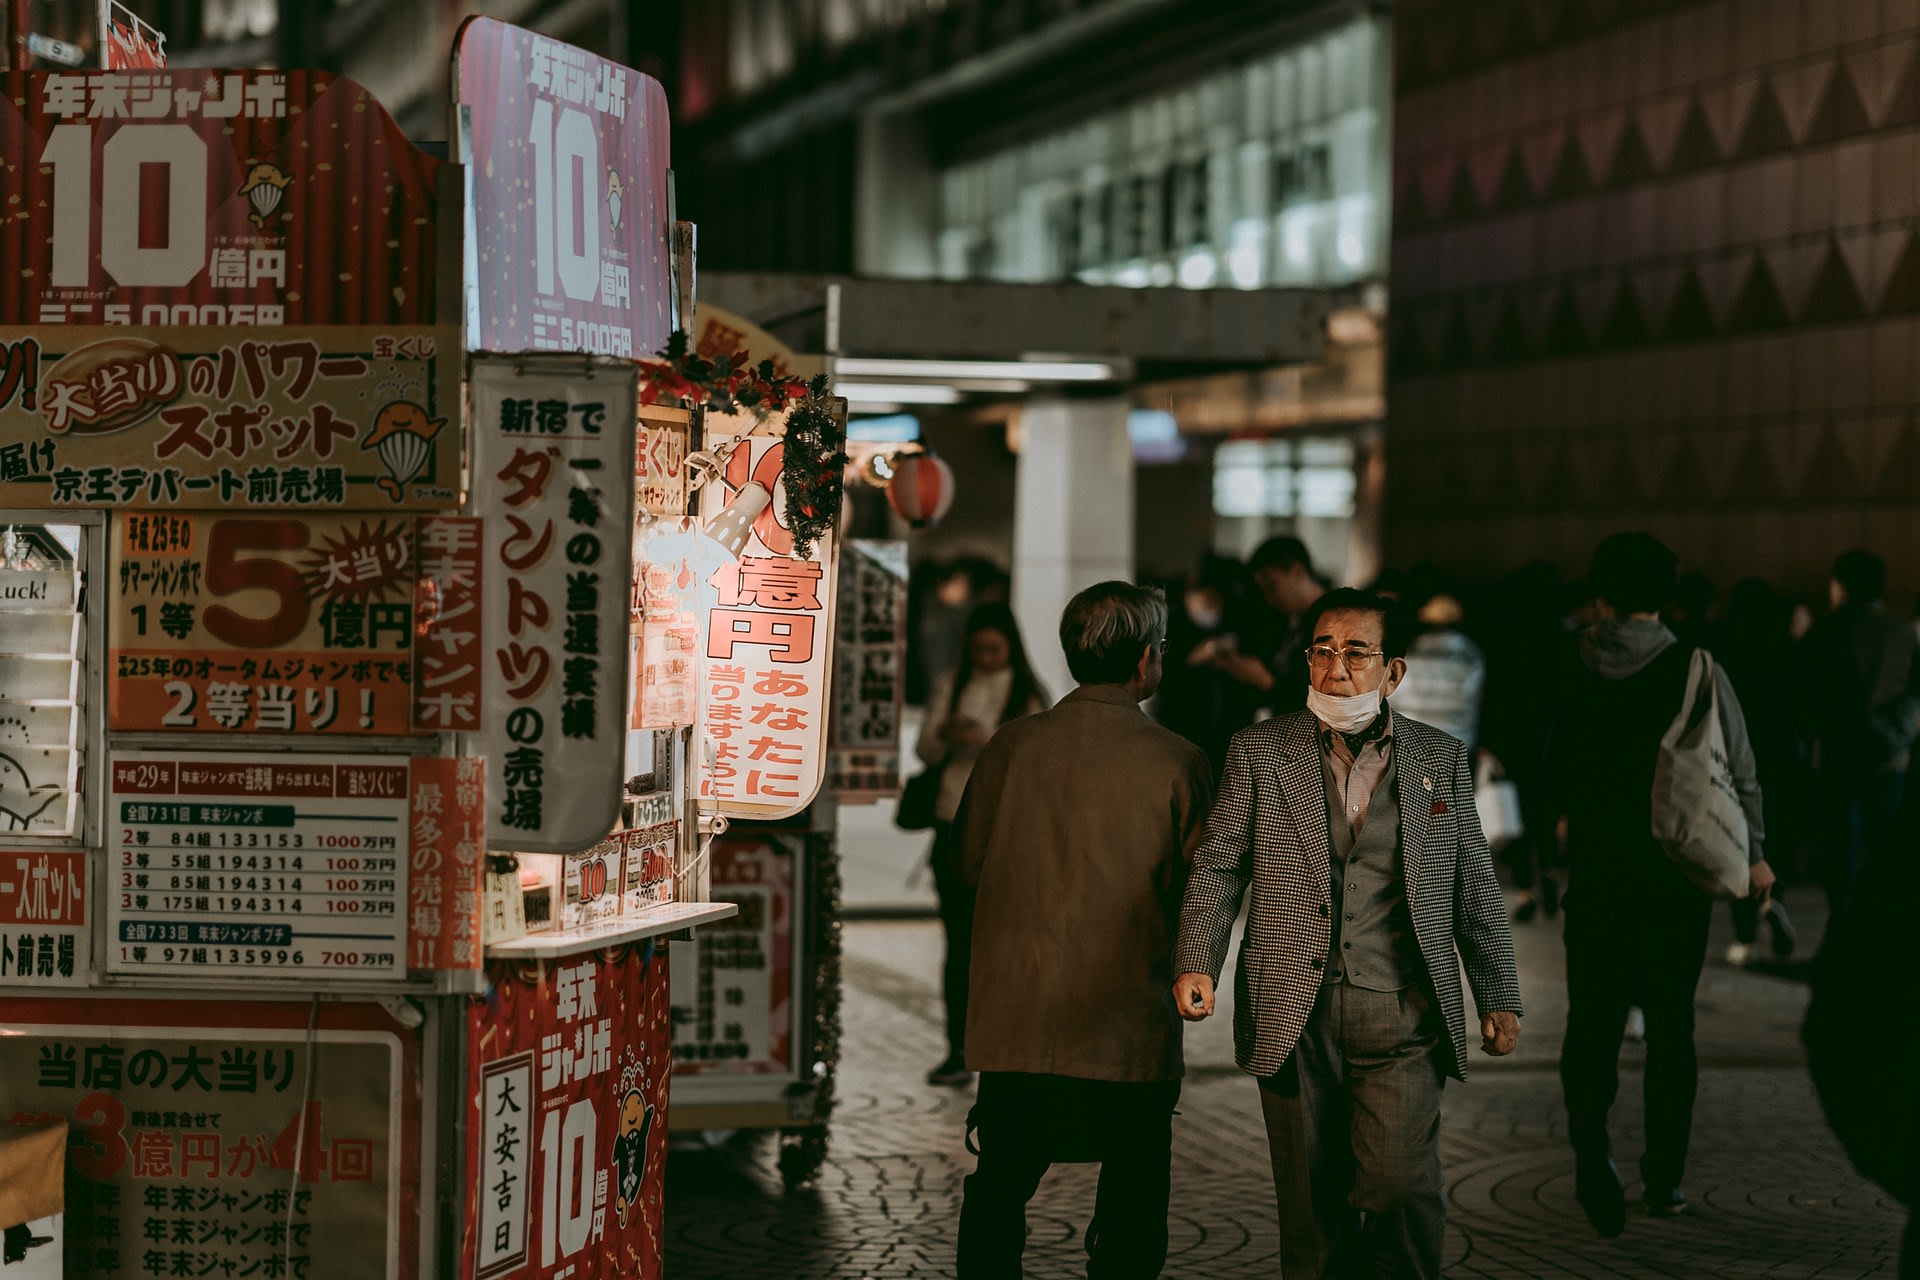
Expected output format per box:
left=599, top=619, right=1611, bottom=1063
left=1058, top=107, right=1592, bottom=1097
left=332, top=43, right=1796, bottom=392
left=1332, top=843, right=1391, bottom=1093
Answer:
left=1389, top=0, right=1920, bottom=599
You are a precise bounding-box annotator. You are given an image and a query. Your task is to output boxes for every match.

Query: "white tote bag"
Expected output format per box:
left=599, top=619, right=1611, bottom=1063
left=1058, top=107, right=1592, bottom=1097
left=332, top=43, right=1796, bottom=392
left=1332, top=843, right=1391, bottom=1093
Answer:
left=1650, top=649, right=1751, bottom=899
left=1474, top=755, right=1524, bottom=851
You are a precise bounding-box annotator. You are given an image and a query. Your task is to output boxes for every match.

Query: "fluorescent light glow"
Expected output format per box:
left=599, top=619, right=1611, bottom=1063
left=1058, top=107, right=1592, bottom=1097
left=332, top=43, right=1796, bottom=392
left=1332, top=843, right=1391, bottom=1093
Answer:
left=836, top=358, right=1120, bottom=382
left=838, top=382, right=963, bottom=405
left=1178, top=250, right=1219, bottom=288
left=847, top=413, right=922, bottom=442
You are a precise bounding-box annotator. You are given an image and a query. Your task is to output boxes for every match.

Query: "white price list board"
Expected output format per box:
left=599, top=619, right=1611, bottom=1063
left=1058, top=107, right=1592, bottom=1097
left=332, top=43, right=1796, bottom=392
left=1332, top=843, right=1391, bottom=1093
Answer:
left=108, top=752, right=409, bottom=980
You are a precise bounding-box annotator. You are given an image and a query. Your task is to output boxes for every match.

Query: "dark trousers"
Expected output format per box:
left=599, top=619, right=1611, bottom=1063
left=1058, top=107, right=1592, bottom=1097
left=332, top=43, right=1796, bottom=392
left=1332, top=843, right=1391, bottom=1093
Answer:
left=930, top=820, right=973, bottom=1061
left=1257, top=983, right=1446, bottom=1280
left=1560, top=885, right=1713, bottom=1191
left=957, top=1072, right=1180, bottom=1280
left=1819, top=768, right=1906, bottom=914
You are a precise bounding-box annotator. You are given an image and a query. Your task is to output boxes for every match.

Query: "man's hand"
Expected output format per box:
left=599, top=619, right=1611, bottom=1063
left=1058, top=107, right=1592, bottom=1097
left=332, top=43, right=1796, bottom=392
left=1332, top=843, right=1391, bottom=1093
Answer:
left=1173, top=972, right=1215, bottom=1021
left=1480, top=1011, right=1520, bottom=1056
left=1748, top=858, right=1777, bottom=902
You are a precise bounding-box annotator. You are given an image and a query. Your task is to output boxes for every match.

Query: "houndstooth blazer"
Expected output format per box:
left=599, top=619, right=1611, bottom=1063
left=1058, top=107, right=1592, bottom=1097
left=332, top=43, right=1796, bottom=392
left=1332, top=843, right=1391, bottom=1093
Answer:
left=1173, top=708, right=1523, bottom=1082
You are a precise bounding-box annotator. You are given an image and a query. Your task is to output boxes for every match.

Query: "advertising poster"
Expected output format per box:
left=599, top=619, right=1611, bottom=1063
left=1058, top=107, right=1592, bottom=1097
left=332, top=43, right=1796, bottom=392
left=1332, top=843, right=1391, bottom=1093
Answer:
left=454, top=19, right=672, bottom=359
left=628, top=520, right=728, bottom=731
left=0, top=70, right=446, bottom=326
left=0, top=552, right=82, bottom=838
left=829, top=540, right=907, bottom=804
left=471, top=356, right=636, bottom=854
left=635, top=406, right=687, bottom=518
left=109, top=512, right=420, bottom=737
left=107, top=751, right=411, bottom=980
left=0, top=325, right=459, bottom=511
left=0, top=850, right=88, bottom=985
left=668, top=834, right=793, bottom=1076
left=464, top=945, right=670, bottom=1280
left=695, top=433, right=838, bottom=821
left=0, top=996, right=416, bottom=1280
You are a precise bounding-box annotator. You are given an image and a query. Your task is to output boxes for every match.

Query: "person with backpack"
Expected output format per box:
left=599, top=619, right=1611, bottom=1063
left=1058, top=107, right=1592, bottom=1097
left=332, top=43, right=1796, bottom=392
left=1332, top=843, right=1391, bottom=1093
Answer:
left=1546, top=533, right=1772, bottom=1235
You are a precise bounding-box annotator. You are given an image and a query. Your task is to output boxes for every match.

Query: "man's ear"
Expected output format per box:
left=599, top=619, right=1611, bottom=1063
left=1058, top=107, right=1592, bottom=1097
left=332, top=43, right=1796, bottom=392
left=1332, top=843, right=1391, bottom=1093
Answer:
left=1135, top=643, right=1154, bottom=685
left=1381, top=656, right=1409, bottom=698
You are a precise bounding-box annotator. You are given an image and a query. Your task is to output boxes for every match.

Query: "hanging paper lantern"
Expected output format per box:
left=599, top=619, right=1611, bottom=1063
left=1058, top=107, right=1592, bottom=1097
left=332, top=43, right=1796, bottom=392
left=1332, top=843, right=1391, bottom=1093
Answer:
left=886, top=452, right=955, bottom=527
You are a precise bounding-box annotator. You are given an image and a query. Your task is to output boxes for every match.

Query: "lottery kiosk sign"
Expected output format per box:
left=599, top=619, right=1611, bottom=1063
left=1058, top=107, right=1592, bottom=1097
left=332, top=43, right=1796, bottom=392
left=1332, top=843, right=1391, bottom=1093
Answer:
left=107, top=752, right=409, bottom=980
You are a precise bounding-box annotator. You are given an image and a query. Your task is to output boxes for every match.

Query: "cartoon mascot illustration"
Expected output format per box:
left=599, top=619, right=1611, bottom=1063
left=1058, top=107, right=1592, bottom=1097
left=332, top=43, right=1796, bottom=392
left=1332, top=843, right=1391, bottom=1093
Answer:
left=606, top=168, right=626, bottom=232
left=362, top=401, right=446, bottom=503
left=238, top=163, right=292, bottom=230
left=612, top=1087, right=654, bottom=1227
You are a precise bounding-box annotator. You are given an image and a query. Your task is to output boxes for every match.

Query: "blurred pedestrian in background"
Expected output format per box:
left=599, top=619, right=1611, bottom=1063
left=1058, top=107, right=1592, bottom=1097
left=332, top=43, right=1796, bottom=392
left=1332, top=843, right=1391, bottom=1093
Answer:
left=1392, top=588, right=1486, bottom=754
left=916, top=603, right=1048, bottom=1087
left=1798, top=549, right=1917, bottom=917
left=1548, top=533, right=1771, bottom=1236
left=1805, top=779, right=1920, bottom=1277
left=1157, top=555, right=1250, bottom=776
left=1480, top=562, right=1573, bottom=923
left=1218, top=536, right=1324, bottom=720
left=955, top=583, right=1213, bottom=1280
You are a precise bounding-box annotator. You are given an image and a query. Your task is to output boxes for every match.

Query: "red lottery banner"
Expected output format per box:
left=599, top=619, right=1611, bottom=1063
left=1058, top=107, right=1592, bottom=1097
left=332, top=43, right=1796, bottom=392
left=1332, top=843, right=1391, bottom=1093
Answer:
left=0, top=70, right=446, bottom=326
left=453, top=18, right=672, bottom=359
left=465, top=946, right=670, bottom=1280
left=414, top=516, right=486, bottom=734
left=405, top=756, right=485, bottom=972
left=696, top=433, right=837, bottom=821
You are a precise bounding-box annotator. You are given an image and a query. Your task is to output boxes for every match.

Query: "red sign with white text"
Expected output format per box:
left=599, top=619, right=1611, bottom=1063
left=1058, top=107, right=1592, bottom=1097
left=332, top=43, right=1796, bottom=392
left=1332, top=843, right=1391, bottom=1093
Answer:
left=464, top=946, right=670, bottom=1280
left=406, top=756, right=485, bottom=971
left=0, top=71, right=445, bottom=326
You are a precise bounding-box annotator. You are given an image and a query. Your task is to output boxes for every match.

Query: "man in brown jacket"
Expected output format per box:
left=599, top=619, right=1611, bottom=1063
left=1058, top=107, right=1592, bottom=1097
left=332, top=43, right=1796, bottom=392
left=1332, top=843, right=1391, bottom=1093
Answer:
left=955, top=581, right=1215, bottom=1280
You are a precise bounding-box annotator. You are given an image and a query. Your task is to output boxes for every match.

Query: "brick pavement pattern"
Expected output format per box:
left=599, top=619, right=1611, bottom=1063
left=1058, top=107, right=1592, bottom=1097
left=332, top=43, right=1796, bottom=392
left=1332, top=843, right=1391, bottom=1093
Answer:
left=666, top=891, right=1906, bottom=1278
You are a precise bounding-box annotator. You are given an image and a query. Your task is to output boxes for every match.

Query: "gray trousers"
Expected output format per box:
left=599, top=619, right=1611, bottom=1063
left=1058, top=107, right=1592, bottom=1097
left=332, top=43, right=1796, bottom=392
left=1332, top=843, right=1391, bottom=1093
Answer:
left=1256, top=982, right=1445, bottom=1280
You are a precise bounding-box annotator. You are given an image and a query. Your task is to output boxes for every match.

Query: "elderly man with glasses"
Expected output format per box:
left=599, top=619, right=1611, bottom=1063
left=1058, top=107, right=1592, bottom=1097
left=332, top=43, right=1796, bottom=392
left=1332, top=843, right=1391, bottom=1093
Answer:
left=1173, top=587, right=1523, bottom=1280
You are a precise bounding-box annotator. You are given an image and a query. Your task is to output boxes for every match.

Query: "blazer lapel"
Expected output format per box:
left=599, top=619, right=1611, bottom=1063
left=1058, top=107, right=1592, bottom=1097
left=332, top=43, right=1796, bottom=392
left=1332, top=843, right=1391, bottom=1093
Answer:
left=1274, top=714, right=1333, bottom=876
left=1395, top=725, right=1431, bottom=894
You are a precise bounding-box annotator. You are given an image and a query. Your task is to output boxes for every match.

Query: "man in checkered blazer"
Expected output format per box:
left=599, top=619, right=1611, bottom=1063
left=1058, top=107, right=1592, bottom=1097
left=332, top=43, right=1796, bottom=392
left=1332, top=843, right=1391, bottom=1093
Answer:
left=1174, top=588, right=1523, bottom=1280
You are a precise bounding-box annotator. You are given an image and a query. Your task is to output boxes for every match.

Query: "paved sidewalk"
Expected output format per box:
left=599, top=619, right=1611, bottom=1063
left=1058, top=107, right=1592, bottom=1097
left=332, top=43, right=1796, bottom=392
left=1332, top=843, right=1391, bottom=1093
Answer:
left=665, top=886, right=1906, bottom=1278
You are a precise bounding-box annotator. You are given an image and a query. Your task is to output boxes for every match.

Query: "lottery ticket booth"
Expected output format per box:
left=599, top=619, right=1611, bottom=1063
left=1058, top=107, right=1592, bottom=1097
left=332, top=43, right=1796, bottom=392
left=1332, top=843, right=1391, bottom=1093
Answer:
left=0, top=18, right=849, bottom=1280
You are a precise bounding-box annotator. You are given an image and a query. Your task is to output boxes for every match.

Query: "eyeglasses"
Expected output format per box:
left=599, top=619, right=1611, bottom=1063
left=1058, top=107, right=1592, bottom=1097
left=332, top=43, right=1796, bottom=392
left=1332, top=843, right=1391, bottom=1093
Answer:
left=1304, top=645, right=1385, bottom=672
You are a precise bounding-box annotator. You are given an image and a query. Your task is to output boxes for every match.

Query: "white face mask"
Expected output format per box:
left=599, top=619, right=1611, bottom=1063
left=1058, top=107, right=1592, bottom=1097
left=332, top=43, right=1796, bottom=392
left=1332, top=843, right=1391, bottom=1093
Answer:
left=1307, top=684, right=1383, bottom=734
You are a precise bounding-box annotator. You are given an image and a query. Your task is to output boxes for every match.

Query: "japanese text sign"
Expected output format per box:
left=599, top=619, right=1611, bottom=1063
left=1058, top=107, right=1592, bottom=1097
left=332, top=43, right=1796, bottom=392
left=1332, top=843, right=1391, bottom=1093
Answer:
left=454, top=19, right=672, bottom=359
left=0, top=326, right=460, bottom=511
left=107, top=751, right=412, bottom=981
left=0, top=850, right=89, bottom=986
left=829, top=540, right=908, bottom=803
left=472, top=356, right=636, bottom=853
left=630, top=521, right=729, bottom=731
left=465, top=946, right=670, bottom=1280
left=405, top=756, right=485, bottom=972
left=414, top=516, right=486, bottom=734
left=109, top=513, right=421, bottom=736
left=0, top=997, right=417, bottom=1280
left=697, top=432, right=837, bottom=821
left=1, top=70, right=445, bottom=327
left=669, top=835, right=793, bottom=1076
left=635, top=406, right=688, bottom=518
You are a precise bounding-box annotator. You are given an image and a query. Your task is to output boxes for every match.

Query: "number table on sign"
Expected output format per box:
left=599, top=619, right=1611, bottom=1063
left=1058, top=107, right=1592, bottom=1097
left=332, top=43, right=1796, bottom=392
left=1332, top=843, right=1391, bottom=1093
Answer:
left=108, top=752, right=410, bottom=979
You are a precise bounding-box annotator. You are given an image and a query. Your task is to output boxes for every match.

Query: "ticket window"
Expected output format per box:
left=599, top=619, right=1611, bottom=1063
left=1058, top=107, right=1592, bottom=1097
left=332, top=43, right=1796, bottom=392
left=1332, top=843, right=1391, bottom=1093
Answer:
left=0, top=517, right=99, bottom=845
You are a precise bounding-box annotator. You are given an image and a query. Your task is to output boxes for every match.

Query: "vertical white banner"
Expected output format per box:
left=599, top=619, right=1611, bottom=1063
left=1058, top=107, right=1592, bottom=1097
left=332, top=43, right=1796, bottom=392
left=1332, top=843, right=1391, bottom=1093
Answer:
left=473, top=356, right=636, bottom=853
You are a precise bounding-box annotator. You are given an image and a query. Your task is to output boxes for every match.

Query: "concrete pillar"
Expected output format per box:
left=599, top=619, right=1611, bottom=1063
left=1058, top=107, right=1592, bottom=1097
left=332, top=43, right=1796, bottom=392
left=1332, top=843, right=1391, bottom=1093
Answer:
left=1011, top=396, right=1134, bottom=700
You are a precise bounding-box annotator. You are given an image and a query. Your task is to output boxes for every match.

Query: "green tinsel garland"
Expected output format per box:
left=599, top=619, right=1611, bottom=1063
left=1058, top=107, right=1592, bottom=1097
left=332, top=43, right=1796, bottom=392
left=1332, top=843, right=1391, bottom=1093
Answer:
left=780, top=377, right=844, bottom=561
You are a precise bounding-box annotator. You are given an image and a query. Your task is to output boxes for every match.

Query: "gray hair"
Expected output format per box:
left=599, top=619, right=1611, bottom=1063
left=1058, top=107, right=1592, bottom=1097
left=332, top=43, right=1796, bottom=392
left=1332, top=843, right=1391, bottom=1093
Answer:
left=1059, top=582, right=1167, bottom=686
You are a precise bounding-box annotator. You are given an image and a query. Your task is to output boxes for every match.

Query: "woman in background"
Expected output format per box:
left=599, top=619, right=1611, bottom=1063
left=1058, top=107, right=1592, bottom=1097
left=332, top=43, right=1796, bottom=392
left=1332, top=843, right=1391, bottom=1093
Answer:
left=916, top=604, right=1049, bottom=1087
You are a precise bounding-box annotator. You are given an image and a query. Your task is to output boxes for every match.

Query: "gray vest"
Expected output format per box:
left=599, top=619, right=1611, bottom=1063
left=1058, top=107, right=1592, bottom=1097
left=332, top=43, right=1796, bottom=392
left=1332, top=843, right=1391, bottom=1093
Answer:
left=1322, top=749, right=1424, bottom=991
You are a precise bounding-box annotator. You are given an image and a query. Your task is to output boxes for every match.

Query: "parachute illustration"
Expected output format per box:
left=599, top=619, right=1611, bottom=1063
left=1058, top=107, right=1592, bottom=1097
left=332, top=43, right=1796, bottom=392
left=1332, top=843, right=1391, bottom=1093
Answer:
left=362, top=401, right=447, bottom=502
